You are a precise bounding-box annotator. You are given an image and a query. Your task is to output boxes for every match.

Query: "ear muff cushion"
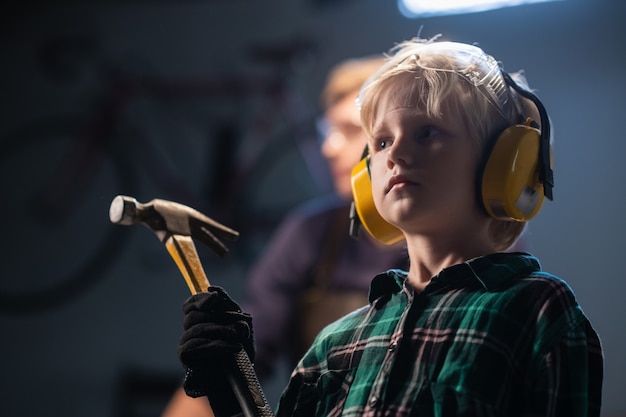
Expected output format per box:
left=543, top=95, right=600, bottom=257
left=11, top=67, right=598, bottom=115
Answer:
left=481, top=124, right=545, bottom=221
left=351, top=157, right=404, bottom=245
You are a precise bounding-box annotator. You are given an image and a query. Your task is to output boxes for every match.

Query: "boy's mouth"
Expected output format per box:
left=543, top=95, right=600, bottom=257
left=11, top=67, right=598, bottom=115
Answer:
left=386, top=174, right=416, bottom=193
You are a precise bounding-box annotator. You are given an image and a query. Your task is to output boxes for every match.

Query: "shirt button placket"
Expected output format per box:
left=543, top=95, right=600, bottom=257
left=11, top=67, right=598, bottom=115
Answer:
left=368, top=339, right=397, bottom=413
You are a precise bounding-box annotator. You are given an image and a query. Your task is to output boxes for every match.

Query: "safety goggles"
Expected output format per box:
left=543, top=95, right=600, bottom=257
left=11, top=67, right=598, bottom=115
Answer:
left=386, top=41, right=518, bottom=122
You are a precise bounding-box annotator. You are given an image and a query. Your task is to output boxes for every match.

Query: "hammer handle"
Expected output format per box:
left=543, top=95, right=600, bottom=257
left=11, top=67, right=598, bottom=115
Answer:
left=166, top=235, right=274, bottom=416
left=225, top=350, right=275, bottom=417
left=165, top=235, right=210, bottom=293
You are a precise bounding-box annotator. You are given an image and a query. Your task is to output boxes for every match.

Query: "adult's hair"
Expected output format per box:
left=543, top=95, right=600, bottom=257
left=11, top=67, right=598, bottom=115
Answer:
left=320, top=55, right=385, bottom=110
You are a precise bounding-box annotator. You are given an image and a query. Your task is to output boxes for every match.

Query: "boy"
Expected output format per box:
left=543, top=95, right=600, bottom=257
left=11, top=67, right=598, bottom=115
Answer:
left=177, top=37, right=603, bottom=416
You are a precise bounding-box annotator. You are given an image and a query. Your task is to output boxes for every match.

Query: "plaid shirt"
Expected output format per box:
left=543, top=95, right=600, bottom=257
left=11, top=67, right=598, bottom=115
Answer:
left=276, top=253, right=603, bottom=417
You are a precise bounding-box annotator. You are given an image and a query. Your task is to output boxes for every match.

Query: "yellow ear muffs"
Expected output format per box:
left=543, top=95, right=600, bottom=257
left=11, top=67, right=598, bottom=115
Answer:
left=481, top=123, right=546, bottom=221
left=350, top=156, right=404, bottom=245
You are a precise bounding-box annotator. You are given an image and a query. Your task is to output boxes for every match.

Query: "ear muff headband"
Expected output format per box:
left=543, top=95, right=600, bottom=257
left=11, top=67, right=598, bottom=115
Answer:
left=503, top=72, right=554, bottom=200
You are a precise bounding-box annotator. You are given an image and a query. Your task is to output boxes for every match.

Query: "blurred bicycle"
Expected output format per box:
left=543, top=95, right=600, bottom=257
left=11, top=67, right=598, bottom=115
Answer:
left=0, top=34, right=329, bottom=315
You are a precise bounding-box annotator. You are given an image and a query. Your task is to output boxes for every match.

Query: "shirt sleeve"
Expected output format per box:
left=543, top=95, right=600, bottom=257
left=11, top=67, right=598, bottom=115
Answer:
left=527, top=296, right=604, bottom=417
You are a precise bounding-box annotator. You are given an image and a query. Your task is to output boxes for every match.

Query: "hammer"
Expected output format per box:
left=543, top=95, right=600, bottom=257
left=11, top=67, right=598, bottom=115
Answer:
left=109, top=195, right=274, bottom=417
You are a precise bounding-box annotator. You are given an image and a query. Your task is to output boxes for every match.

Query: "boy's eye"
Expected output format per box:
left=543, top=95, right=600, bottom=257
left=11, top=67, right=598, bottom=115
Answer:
left=418, top=126, right=441, bottom=140
left=376, top=138, right=392, bottom=150
left=372, top=126, right=441, bottom=151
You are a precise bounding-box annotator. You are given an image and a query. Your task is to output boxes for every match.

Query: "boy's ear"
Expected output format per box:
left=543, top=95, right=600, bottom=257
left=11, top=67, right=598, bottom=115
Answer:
left=350, top=153, right=404, bottom=245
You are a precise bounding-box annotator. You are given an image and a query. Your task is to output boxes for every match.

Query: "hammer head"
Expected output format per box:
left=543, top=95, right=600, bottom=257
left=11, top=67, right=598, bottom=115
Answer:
left=110, top=195, right=239, bottom=257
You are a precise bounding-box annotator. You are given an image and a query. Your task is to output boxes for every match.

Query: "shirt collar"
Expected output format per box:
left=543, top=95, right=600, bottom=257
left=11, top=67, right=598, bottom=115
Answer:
left=369, top=252, right=541, bottom=301
left=368, top=269, right=405, bottom=303
left=454, top=252, right=541, bottom=291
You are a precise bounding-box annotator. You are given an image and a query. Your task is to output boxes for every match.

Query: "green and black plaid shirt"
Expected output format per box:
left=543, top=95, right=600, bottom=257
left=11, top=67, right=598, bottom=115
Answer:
left=276, top=253, right=603, bottom=417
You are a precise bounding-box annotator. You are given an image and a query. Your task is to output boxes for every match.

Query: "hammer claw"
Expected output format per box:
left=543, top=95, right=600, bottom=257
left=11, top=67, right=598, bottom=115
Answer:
left=190, top=212, right=239, bottom=242
left=190, top=218, right=232, bottom=257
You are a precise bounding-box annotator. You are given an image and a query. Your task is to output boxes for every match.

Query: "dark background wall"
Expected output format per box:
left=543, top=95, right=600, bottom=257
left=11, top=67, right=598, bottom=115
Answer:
left=0, top=0, right=624, bottom=416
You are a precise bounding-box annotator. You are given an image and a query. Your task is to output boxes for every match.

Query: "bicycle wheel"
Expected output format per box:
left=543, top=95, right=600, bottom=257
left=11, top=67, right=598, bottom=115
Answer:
left=0, top=117, right=135, bottom=315
left=221, top=116, right=333, bottom=263
left=237, top=126, right=328, bottom=224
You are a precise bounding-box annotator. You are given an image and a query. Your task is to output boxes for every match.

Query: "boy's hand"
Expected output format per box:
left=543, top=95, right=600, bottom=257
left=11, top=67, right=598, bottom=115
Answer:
left=178, top=286, right=255, bottom=398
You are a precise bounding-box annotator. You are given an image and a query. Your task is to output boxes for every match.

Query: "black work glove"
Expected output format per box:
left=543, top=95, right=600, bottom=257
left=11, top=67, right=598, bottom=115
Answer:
left=177, top=286, right=255, bottom=416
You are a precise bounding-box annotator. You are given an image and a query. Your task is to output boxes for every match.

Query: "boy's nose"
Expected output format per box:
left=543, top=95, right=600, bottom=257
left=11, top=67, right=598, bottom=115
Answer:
left=386, top=135, right=414, bottom=168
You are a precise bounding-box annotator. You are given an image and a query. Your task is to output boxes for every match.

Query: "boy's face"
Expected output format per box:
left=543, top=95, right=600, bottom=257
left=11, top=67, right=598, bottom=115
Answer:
left=367, top=87, right=486, bottom=237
